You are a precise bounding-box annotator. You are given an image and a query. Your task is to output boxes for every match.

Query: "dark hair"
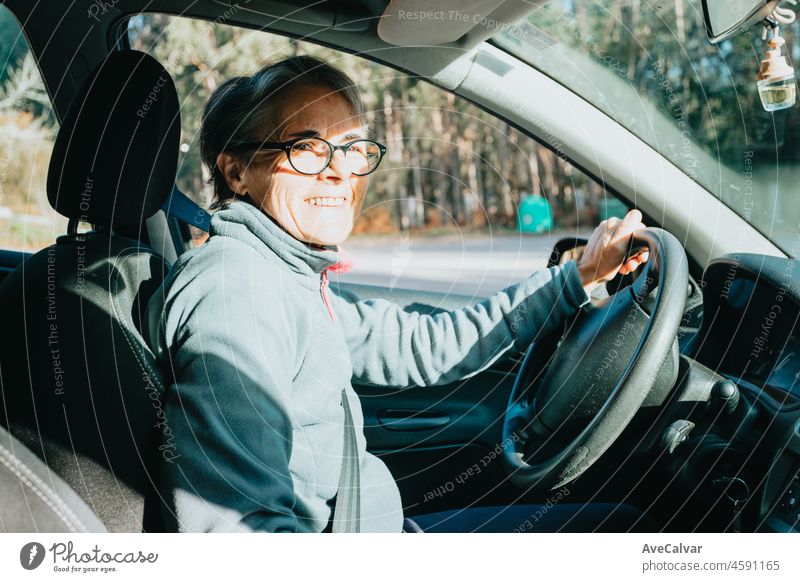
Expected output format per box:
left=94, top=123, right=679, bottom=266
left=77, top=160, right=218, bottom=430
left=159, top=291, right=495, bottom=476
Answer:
left=200, top=55, right=365, bottom=210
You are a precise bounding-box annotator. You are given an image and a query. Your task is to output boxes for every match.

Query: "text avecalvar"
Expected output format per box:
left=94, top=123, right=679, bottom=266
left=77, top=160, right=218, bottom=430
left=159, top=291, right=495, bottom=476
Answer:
left=642, top=544, right=702, bottom=554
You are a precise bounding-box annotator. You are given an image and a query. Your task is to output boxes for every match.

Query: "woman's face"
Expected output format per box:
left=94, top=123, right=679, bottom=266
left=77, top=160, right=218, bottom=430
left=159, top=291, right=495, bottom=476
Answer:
left=236, top=84, right=369, bottom=247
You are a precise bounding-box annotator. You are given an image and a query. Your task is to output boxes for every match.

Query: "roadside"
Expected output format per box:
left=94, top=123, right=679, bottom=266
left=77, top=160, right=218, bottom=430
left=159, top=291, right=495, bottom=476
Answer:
left=335, top=229, right=593, bottom=297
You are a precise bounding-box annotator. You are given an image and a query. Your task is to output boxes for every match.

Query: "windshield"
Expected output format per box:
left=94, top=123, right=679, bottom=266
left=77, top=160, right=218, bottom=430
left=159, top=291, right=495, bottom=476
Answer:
left=494, top=0, right=800, bottom=257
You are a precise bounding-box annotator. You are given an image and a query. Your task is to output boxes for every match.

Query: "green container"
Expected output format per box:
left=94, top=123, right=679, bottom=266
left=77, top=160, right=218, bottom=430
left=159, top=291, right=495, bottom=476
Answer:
left=517, top=194, right=552, bottom=233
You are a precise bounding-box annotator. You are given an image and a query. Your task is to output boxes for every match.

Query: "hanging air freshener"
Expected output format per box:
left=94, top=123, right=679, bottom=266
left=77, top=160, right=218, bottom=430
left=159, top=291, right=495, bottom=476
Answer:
left=756, top=27, right=797, bottom=111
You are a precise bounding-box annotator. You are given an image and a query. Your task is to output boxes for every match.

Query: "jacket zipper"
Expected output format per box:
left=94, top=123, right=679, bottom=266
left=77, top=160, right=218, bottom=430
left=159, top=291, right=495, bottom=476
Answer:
left=320, top=270, right=336, bottom=322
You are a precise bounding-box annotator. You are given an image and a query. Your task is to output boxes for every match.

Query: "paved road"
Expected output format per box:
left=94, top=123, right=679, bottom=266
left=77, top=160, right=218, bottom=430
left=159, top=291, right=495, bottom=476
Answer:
left=330, top=231, right=592, bottom=298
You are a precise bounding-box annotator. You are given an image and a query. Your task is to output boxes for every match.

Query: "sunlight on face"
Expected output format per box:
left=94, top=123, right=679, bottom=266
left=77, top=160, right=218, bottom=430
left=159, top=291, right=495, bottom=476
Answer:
left=244, top=84, right=369, bottom=246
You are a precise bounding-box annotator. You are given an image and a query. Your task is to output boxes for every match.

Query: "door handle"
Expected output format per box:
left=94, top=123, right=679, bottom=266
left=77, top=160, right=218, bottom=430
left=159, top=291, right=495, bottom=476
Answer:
left=376, top=409, right=451, bottom=431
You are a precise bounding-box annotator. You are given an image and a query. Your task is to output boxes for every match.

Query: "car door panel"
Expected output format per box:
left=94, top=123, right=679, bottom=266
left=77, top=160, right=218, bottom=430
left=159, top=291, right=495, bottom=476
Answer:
left=339, top=282, right=525, bottom=513
left=358, top=368, right=520, bottom=516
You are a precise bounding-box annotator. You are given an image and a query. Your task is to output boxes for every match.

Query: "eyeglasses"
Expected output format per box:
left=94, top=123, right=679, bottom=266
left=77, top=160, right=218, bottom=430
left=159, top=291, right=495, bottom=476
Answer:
left=232, top=136, right=387, bottom=176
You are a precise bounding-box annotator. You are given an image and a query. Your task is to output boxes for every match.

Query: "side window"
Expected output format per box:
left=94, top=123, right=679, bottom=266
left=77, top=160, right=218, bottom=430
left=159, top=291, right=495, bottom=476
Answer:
left=128, top=14, right=624, bottom=297
left=0, top=5, right=63, bottom=251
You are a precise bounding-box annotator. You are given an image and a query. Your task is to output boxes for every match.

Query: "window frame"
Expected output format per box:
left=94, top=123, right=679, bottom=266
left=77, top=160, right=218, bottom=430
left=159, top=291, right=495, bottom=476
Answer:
left=0, top=3, right=68, bottom=254
left=118, top=11, right=707, bottom=293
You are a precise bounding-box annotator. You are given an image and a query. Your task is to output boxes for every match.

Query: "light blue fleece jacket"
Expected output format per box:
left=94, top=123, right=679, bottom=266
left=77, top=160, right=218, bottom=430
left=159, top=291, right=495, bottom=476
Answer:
left=145, top=199, right=590, bottom=533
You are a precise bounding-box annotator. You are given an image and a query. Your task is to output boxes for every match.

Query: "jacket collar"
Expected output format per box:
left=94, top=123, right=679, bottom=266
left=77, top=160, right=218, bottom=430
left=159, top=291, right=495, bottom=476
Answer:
left=209, top=199, right=340, bottom=279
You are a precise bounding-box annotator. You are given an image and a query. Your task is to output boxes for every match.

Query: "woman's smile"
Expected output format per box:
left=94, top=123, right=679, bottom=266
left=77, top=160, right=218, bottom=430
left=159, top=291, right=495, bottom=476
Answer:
left=304, top=195, right=350, bottom=207
left=217, top=83, right=371, bottom=246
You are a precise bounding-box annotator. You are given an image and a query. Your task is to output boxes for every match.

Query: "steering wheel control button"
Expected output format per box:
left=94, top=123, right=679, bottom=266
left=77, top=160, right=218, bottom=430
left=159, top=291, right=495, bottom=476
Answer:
left=662, top=419, right=695, bottom=454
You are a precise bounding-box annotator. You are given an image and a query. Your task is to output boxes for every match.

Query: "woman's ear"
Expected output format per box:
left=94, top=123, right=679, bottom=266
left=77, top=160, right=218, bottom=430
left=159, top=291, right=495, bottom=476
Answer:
left=216, top=153, right=247, bottom=196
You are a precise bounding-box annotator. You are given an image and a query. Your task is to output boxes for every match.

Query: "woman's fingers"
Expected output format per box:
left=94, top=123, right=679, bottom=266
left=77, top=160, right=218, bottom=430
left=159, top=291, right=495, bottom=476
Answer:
left=611, top=209, right=644, bottom=243
left=577, top=209, right=648, bottom=287
left=619, top=258, right=638, bottom=275
left=604, top=217, right=621, bottom=242
left=610, top=210, right=646, bottom=271
left=619, top=250, right=650, bottom=275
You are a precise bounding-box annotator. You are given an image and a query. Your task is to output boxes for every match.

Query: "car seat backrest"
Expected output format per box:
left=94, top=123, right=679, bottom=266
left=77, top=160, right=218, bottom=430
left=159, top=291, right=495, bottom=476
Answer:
left=0, top=50, right=180, bottom=532
left=0, top=423, right=107, bottom=532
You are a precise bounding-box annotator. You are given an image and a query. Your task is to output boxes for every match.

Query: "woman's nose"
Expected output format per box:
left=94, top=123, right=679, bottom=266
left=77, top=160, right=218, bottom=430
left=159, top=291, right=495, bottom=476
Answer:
left=320, top=149, right=349, bottom=182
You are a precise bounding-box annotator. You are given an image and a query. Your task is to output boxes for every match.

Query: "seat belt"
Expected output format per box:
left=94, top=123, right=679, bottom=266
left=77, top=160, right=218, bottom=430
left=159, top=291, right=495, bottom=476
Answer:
left=331, top=388, right=360, bottom=532
left=162, top=186, right=211, bottom=231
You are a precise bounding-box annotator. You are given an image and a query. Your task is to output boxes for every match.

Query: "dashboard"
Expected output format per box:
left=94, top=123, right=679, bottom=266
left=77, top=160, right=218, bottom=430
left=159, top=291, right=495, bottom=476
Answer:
left=686, top=253, right=800, bottom=532
left=693, top=253, right=800, bottom=402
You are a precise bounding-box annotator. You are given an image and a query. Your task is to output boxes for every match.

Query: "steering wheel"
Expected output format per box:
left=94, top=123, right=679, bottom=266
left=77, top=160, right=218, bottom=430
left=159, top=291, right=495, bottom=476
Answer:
left=501, top=228, right=688, bottom=490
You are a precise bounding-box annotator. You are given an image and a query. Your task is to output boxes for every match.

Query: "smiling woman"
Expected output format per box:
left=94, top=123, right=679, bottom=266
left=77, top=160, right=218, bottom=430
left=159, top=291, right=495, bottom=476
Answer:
left=142, top=52, right=651, bottom=533
left=199, top=56, right=373, bottom=246
left=203, top=73, right=385, bottom=245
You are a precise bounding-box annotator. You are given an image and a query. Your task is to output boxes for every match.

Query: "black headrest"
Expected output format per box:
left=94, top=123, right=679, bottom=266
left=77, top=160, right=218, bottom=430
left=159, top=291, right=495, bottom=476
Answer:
left=47, top=50, right=179, bottom=228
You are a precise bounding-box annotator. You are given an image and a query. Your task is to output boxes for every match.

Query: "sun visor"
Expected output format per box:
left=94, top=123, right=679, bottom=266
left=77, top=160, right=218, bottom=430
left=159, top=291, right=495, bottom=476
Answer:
left=378, top=0, right=543, bottom=48
left=212, top=0, right=372, bottom=32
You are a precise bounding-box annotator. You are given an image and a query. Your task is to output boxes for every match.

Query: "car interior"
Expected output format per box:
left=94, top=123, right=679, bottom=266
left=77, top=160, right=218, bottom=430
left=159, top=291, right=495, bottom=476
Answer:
left=0, top=0, right=799, bottom=534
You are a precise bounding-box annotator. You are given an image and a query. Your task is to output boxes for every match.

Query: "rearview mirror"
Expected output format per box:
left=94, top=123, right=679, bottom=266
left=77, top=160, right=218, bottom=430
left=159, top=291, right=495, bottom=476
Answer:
left=702, top=0, right=781, bottom=43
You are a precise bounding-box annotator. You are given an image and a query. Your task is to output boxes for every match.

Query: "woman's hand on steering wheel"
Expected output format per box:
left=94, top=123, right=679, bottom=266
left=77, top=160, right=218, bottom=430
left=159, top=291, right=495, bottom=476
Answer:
left=577, top=209, right=650, bottom=294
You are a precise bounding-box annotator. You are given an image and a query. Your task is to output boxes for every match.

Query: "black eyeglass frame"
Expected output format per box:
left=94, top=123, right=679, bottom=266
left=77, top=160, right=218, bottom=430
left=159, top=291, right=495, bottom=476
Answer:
left=231, top=136, right=387, bottom=176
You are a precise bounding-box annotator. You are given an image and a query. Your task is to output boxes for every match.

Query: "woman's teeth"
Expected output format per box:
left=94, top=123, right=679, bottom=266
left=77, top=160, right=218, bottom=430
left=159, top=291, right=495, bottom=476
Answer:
left=307, top=197, right=346, bottom=207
